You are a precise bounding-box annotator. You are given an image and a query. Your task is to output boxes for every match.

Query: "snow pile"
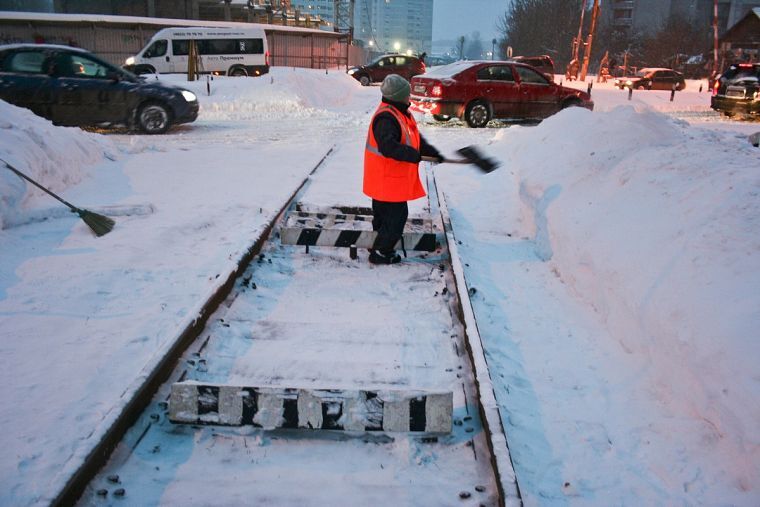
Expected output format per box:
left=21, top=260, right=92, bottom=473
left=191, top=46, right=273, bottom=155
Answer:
left=467, top=105, right=759, bottom=502
left=0, top=100, right=116, bottom=229
left=166, top=67, right=370, bottom=120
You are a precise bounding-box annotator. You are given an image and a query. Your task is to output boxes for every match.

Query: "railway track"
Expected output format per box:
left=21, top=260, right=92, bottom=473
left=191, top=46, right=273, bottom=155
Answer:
left=64, top=145, right=520, bottom=507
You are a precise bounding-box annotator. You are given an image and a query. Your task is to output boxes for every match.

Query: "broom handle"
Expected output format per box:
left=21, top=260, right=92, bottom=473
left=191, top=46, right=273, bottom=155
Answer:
left=2, top=160, right=79, bottom=212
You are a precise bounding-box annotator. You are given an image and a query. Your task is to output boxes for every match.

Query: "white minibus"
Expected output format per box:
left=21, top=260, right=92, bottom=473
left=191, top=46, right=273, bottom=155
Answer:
left=124, top=27, right=269, bottom=77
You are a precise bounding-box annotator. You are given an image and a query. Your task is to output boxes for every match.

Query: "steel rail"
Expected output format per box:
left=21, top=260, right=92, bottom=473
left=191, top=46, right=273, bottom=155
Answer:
left=433, top=169, right=523, bottom=507
left=51, top=146, right=335, bottom=507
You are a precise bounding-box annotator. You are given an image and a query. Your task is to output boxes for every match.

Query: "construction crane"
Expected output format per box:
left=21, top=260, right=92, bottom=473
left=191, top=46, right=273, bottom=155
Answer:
left=334, top=0, right=355, bottom=37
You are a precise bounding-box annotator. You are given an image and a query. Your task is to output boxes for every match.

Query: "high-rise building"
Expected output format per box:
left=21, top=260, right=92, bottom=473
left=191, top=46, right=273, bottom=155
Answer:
left=606, top=0, right=760, bottom=36
left=354, top=0, right=433, bottom=55
left=288, top=0, right=337, bottom=27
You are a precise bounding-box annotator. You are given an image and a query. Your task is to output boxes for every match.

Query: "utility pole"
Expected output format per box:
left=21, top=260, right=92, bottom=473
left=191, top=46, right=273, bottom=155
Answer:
left=573, top=0, right=588, bottom=63
left=713, top=0, right=719, bottom=76
left=579, top=0, right=600, bottom=82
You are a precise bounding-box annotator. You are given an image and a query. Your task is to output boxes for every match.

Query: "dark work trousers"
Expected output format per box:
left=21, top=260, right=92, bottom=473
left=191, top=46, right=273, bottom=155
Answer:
left=372, top=199, right=408, bottom=253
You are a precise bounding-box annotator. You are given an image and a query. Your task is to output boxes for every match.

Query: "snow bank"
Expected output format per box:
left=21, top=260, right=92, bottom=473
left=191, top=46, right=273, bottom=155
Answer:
left=478, top=105, right=760, bottom=500
left=0, top=100, right=116, bottom=229
left=159, top=67, right=370, bottom=121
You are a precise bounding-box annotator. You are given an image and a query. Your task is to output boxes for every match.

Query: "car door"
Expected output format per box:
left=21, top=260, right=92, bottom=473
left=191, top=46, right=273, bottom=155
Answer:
left=0, top=48, right=55, bottom=120
left=475, top=64, right=520, bottom=119
left=373, top=56, right=396, bottom=82
left=394, top=55, right=412, bottom=80
left=141, top=39, right=170, bottom=73
left=514, top=65, right=558, bottom=118
left=48, top=52, right=104, bottom=125
left=51, top=51, right=138, bottom=126
left=651, top=70, right=672, bottom=90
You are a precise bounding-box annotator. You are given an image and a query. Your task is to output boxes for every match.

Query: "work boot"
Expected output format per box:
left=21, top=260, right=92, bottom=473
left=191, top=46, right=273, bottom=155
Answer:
left=368, top=249, right=401, bottom=265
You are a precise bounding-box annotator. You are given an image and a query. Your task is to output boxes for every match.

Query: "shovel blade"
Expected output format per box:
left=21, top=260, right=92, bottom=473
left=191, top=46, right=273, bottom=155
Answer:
left=456, top=145, right=500, bottom=173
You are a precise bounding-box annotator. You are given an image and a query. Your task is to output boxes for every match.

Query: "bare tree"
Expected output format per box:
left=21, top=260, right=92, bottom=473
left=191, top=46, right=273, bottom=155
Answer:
left=497, top=0, right=585, bottom=69
left=455, top=35, right=466, bottom=60
left=465, top=31, right=485, bottom=60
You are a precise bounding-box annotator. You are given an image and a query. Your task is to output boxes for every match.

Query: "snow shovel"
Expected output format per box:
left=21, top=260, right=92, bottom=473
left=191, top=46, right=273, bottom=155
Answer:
left=422, top=145, right=500, bottom=173
left=2, top=159, right=115, bottom=237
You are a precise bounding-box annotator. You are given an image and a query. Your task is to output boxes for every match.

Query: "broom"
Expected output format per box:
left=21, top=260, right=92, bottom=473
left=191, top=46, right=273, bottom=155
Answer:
left=2, top=159, right=115, bottom=237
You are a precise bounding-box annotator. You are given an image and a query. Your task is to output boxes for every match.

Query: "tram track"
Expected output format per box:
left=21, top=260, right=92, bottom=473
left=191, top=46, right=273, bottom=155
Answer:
left=64, top=146, right=520, bottom=506
left=53, top=146, right=335, bottom=507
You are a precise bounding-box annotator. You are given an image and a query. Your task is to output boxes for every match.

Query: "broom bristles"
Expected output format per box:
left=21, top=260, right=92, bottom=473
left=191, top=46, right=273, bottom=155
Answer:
left=78, top=209, right=115, bottom=237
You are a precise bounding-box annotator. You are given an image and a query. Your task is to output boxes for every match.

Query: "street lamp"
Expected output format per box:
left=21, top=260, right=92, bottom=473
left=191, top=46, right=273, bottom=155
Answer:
left=393, top=41, right=401, bottom=52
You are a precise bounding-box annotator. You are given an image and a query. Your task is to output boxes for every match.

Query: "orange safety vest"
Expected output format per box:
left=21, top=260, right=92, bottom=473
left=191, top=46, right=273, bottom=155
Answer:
left=363, top=104, right=425, bottom=202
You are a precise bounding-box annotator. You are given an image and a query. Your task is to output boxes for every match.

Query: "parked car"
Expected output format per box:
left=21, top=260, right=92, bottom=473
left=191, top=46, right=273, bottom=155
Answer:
left=710, top=63, right=760, bottom=118
left=425, top=55, right=455, bottom=67
left=613, top=67, right=686, bottom=90
left=347, top=54, right=426, bottom=86
left=0, top=44, right=199, bottom=134
left=511, top=55, right=555, bottom=81
left=410, top=60, right=593, bottom=128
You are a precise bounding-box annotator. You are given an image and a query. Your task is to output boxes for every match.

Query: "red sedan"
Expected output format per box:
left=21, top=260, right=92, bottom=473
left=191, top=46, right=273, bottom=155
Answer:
left=410, top=60, right=593, bottom=127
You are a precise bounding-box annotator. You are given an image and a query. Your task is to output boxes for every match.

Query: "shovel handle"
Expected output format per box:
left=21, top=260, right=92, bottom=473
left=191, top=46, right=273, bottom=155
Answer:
left=421, top=156, right=469, bottom=164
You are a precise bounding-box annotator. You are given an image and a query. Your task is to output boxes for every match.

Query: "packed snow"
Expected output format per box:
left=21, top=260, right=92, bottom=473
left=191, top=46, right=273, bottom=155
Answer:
left=0, top=67, right=758, bottom=506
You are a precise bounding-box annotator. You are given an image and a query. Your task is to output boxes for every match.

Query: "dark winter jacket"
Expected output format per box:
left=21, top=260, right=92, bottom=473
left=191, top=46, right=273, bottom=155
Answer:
left=372, top=98, right=443, bottom=163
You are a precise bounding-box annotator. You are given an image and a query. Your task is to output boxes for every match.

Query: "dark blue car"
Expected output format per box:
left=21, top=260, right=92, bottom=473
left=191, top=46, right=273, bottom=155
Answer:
left=0, top=44, right=199, bottom=134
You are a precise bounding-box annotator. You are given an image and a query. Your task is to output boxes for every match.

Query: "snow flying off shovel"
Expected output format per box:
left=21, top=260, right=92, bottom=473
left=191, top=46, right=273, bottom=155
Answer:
left=423, top=145, right=500, bottom=173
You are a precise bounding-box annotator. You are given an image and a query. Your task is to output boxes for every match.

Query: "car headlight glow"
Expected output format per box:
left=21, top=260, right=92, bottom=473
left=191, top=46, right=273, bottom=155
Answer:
left=348, top=68, right=357, bottom=75
left=626, top=80, right=633, bottom=86
left=125, top=56, right=135, bottom=66
left=181, top=90, right=197, bottom=102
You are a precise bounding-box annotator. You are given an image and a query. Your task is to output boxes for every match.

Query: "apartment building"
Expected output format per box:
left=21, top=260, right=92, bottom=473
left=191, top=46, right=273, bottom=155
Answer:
left=606, top=0, right=760, bottom=36
left=354, top=0, right=433, bottom=55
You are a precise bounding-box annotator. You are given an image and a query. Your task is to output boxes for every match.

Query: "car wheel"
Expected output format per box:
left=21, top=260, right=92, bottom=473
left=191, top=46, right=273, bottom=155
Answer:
left=723, top=111, right=735, bottom=118
left=636, top=84, right=646, bottom=90
left=561, top=99, right=582, bottom=109
left=137, top=102, right=172, bottom=134
left=359, top=75, right=370, bottom=86
left=465, top=100, right=491, bottom=128
left=433, top=114, right=451, bottom=122
left=229, top=67, right=248, bottom=77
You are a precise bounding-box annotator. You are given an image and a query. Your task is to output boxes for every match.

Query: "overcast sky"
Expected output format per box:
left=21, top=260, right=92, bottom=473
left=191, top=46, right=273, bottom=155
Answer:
left=432, top=0, right=510, bottom=43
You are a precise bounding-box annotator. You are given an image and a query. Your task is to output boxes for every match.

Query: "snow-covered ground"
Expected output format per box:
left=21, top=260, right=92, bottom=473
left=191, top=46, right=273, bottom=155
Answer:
left=1, top=68, right=758, bottom=506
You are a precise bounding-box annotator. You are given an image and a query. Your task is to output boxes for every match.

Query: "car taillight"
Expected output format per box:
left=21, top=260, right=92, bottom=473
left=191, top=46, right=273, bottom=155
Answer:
left=432, top=85, right=442, bottom=97
left=712, top=79, right=720, bottom=96
left=265, top=51, right=270, bottom=66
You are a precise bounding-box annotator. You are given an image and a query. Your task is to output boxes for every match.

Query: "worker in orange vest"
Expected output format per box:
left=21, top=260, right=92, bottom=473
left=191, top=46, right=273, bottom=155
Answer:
left=363, top=74, right=443, bottom=264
